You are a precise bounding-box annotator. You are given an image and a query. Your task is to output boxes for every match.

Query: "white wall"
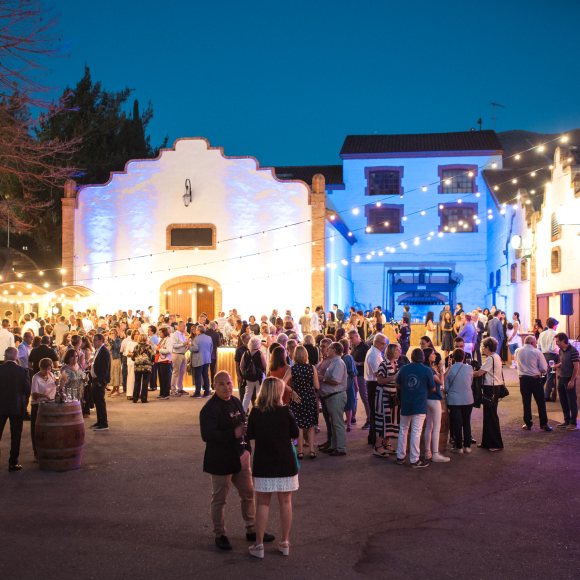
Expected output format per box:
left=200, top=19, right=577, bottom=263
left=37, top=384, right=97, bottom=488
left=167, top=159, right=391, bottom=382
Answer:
left=324, top=221, right=353, bottom=311
left=535, top=147, right=580, bottom=296
left=74, top=138, right=312, bottom=316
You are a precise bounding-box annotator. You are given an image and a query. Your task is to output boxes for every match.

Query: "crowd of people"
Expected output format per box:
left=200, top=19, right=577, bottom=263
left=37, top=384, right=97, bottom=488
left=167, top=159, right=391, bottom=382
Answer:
left=0, top=303, right=578, bottom=558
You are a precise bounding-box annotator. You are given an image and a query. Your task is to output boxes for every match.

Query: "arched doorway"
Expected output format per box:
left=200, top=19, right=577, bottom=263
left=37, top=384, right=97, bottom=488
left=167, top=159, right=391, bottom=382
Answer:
left=159, top=275, right=222, bottom=320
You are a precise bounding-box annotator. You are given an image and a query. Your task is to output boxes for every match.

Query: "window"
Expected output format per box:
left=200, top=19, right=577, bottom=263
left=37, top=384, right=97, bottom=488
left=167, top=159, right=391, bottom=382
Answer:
left=439, top=203, right=478, bottom=233
left=510, top=263, right=517, bottom=283
left=166, top=224, right=216, bottom=250
left=551, top=246, right=561, bottom=273
left=514, top=248, right=522, bottom=260
left=496, top=269, right=501, bottom=287
left=551, top=213, right=561, bottom=241
left=365, top=204, right=404, bottom=234
left=489, top=272, right=494, bottom=289
left=365, top=166, right=404, bottom=196
left=520, top=259, right=528, bottom=281
left=438, top=165, right=477, bottom=194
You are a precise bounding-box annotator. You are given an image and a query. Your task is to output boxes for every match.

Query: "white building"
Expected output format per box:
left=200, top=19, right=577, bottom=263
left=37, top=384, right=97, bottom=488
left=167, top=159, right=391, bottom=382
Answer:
left=62, top=138, right=313, bottom=318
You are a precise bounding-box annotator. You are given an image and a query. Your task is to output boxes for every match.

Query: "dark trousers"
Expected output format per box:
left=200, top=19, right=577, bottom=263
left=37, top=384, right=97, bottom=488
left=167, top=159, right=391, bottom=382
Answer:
left=320, top=397, right=332, bottom=445
left=558, top=377, right=578, bottom=425
left=210, top=359, right=217, bottom=387
left=0, top=414, right=23, bottom=466
left=158, top=363, right=171, bottom=397
left=134, top=371, right=151, bottom=402
left=474, top=338, right=482, bottom=365
left=543, top=353, right=558, bottom=400
left=121, top=355, right=128, bottom=393
left=367, top=380, right=378, bottom=445
left=520, top=375, right=549, bottom=427
left=448, top=404, right=472, bottom=449
left=149, top=363, right=158, bottom=390
left=194, top=363, right=211, bottom=396
left=91, top=381, right=108, bottom=427
left=481, top=385, right=503, bottom=449
left=30, top=404, right=39, bottom=457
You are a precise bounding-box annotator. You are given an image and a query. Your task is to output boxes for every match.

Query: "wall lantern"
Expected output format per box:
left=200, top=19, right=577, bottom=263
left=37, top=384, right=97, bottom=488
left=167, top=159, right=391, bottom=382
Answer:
left=183, top=179, right=193, bottom=207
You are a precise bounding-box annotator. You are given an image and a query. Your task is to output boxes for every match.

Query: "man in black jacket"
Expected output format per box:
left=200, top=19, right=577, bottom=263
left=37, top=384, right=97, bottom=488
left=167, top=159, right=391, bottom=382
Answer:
left=90, top=333, right=111, bottom=431
left=200, top=371, right=273, bottom=551
left=0, top=347, right=31, bottom=472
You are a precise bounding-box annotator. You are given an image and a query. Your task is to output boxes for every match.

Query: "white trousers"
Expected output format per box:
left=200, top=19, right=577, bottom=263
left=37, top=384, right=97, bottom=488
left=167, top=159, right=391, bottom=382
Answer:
left=397, top=414, right=426, bottom=464
left=424, top=399, right=442, bottom=456
left=126, top=359, right=135, bottom=398
left=242, top=380, right=261, bottom=413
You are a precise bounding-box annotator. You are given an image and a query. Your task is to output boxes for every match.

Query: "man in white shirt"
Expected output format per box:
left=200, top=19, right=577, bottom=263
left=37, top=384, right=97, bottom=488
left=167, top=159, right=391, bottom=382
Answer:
left=215, top=312, right=228, bottom=334
left=21, top=314, right=35, bottom=337
left=515, top=336, right=552, bottom=431
left=311, top=307, right=321, bottom=336
left=538, top=317, right=559, bottom=401
left=82, top=313, right=94, bottom=333
left=0, top=319, right=15, bottom=361
left=170, top=321, right=189, bottom=395
left=364, top=333, right=388, bottom=445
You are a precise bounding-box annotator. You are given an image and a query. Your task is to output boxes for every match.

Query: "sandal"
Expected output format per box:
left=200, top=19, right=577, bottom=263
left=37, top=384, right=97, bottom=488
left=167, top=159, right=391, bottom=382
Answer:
left=309, top=451, right=317, bottom=459
left=373, top=446, right=389, bottom=458
left=297, top=452, right=304, bottom=460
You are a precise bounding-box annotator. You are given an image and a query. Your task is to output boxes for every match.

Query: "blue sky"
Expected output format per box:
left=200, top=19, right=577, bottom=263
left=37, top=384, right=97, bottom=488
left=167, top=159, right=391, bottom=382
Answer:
left=41, top=0, right=580, bottom=165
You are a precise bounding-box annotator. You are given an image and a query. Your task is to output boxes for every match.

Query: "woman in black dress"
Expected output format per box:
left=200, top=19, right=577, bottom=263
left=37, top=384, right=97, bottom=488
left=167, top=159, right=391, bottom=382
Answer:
left=289, top=346, right=319, bottom=459
left=247, top=377, right=300, bottom=559
left=441, top=311, right=454, bottom=358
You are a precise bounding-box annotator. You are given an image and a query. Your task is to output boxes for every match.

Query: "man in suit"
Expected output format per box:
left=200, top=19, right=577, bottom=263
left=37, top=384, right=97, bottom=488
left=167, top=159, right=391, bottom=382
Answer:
left=90, top=333, right=111, bottom=431
left=200, top=371, right=274, bottom=551
left=487, top=310, right=504, bottom=350
left=333, top=304, right=345, bottom=329
left=0, top=347, right=31, bottom=472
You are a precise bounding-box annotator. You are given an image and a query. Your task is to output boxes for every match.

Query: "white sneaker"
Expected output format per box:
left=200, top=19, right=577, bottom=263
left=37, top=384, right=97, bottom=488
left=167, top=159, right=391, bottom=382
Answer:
left=463, top=447, right=472, bottom=454
left=431, top=453, right=451, bottom=463
left=451, top=447, right=463, bottom=454
left=249, top=544, right=264, bottom=559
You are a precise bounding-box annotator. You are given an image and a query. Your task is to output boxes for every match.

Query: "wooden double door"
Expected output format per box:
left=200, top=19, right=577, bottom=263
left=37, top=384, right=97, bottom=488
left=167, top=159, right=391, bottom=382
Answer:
left=164, top=282, right=215, bottom=320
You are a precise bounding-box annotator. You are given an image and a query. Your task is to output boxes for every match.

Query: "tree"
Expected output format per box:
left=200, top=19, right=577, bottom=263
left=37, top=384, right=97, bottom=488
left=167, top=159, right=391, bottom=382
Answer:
left=0, top=1, right=77, bottom=232
left=37, top=67, right=166, bottom=186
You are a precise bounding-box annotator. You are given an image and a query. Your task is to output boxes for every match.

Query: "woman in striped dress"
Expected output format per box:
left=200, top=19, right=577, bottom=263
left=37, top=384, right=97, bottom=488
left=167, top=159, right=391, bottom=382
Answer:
left=373, top=343, right=401, bottom=457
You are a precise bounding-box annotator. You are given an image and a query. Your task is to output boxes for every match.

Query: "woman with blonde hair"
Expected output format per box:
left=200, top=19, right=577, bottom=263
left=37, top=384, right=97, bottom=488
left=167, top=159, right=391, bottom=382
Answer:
left=247, top=377, right=299, bottom=559
left=288, top=345, right=319, bottom=459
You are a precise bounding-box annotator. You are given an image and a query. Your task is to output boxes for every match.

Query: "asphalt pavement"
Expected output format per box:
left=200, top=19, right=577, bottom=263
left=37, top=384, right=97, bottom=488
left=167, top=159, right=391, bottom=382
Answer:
left=1, top=367, right=579, bottom=580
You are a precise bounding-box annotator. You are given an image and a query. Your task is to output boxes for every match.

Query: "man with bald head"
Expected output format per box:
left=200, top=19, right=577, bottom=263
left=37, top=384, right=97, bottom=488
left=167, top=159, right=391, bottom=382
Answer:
left=514, top=335, right=552, bottom=432
left=200, top=371, right=274, bottom=551
left=0, top=347, right=31, bottom=471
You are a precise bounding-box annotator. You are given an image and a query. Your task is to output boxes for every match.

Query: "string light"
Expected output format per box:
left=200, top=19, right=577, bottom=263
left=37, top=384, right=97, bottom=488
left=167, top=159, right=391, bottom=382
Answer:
left=352, top=207, right=360, bottom=216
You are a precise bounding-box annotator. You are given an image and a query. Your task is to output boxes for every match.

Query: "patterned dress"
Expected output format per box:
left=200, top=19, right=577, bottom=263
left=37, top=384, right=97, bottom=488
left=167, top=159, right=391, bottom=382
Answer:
left=374, top=358, right=400, bottom=438
left=289, top=363, right=318, bottom=429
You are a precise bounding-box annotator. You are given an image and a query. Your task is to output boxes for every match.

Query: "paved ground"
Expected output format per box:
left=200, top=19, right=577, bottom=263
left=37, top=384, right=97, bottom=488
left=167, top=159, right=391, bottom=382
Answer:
left=1, top=368, right=579, bottom=580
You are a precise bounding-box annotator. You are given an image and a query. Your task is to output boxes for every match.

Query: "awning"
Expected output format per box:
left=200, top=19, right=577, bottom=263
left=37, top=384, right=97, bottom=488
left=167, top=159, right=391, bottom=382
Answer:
left=397, top=292, right=448, bottom=305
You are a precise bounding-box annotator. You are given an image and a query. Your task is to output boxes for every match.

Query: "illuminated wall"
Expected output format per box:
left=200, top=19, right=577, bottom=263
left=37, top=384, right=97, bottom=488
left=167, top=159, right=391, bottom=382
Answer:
left=74, top=138, right=312, bottom=316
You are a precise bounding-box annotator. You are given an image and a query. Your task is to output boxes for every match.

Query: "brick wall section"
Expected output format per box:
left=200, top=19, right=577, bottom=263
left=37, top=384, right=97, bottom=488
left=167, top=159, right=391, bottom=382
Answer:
left=310, top=174, right=326, bottom=309
left=61, top=179, right=77, bottom=286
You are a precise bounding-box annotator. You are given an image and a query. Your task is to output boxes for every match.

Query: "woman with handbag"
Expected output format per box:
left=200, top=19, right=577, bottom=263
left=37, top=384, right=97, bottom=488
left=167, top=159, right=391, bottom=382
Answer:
left=473, top=337, right=504, bottom=451
left=374, top=343, right=401, bottom=457
left=444, top=348, right=474, bottom=453
left=247, top=377, right=300, bottom=559
left=156, top=327, right=172, bottom=400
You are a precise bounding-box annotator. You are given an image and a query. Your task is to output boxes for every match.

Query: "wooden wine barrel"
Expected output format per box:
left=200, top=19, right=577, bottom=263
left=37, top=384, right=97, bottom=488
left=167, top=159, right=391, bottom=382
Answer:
left=35, top=401, right=85, bottom=472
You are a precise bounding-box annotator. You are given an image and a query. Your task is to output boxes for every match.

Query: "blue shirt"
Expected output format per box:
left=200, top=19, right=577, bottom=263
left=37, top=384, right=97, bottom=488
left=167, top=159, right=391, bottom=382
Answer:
left=396, top=362, right=435, bottom=415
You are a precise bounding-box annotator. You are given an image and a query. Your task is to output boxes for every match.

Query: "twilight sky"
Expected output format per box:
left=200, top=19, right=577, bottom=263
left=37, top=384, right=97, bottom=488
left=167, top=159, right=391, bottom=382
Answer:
left=42, top=0, right=580, bottom=166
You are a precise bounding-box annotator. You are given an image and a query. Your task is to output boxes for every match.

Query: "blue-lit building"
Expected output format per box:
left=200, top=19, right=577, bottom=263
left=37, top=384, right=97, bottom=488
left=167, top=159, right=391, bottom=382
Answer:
left=277, top=130, right=508, bottom=322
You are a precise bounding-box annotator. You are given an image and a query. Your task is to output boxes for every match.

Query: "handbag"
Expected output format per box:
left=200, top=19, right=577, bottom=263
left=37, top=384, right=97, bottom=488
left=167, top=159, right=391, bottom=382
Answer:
left=291, top=441, right=301, bottom=471
left=495, top=357, right=509, bottom=399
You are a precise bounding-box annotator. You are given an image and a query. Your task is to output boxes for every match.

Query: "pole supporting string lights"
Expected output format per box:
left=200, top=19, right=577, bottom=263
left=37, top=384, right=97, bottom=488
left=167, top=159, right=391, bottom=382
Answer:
left=6, top=133, right=572, bottom=280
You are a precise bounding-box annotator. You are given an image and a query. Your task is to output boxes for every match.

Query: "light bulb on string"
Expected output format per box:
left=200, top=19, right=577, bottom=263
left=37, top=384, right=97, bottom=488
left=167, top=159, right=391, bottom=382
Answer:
left=560, top=135, right=569, bottom=143
left=352, top=207, right=360, bottom=216
left=375, top=201, right=382, bottom=207
left=514, top=154, right=521, bottom=161
left=537, top=145, right=545, bottom=152
left=421, top=186, right=428, bottom=192
left=420, top=210, right=426, bottom=216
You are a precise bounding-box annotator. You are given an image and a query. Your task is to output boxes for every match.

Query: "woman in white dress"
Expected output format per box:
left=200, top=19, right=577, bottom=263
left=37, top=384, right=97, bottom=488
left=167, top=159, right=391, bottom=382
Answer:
left=125, top=329, right=140, bottom=400
left=508, top=312, right=522, bottom=368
